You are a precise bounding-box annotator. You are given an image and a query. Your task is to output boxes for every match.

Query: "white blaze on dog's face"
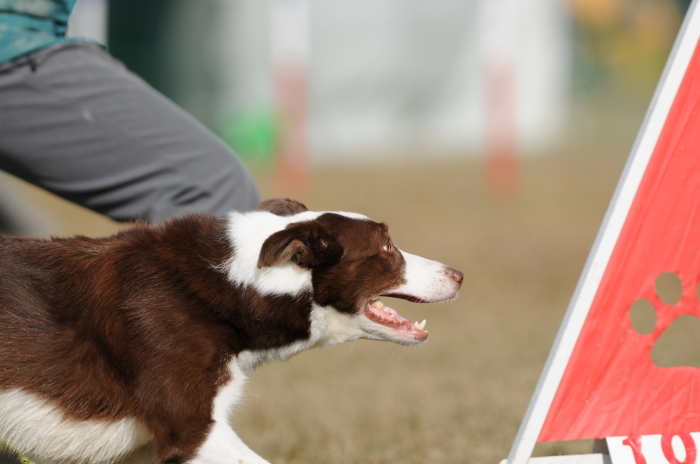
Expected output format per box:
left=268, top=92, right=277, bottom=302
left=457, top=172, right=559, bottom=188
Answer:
left=228, top=199, right=463, bottom=348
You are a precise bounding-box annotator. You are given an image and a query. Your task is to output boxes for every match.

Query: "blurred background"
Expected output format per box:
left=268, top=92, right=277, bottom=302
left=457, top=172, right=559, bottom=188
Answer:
left=0, top=0, right=694, bottom=463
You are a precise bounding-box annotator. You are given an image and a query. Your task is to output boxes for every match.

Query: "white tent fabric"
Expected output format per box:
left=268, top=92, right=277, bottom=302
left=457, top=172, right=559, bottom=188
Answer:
left=71, top=0, right=571, bottom=164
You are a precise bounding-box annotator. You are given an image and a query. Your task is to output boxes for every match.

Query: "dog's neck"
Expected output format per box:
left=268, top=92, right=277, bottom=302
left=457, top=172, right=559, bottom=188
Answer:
left=129, top=212, right=401, bottom=376
left=113, top=215, right=319, bottom=359
left=234, top=302, right=367, bottom=374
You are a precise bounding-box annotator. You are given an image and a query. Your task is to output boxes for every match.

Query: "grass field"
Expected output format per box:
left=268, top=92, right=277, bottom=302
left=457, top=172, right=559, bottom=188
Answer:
left=0, top=95, right=655, bottom=464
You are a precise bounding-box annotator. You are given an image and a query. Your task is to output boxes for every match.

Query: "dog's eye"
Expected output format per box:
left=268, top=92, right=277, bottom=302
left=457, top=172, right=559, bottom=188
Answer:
left=383, top=243, right=393, bottom=253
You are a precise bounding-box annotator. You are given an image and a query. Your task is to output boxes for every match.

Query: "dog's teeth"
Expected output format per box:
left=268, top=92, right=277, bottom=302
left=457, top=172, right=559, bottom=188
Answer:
left=415, top=320, right=426, bottom=330
left=374, top=299, right=384, bottom=308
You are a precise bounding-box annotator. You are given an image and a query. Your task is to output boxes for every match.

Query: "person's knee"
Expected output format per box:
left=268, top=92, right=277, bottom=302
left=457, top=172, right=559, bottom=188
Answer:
left=150, top=150, right=260, bottom=223
left=211, top=156, right=261, bottom=215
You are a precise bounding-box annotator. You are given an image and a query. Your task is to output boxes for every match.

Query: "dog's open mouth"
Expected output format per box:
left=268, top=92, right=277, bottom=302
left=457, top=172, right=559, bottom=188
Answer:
left=364, top=298, right=428, bottom=341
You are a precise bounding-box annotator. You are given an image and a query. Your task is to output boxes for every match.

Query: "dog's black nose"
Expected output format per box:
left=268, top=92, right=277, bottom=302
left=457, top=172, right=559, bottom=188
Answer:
left=449, top=268, right=464, bottom=285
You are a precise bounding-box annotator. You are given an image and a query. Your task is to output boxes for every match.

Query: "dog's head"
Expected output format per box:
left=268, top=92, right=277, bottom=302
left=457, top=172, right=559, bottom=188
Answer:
left=227, top=198, right=462, bottom=347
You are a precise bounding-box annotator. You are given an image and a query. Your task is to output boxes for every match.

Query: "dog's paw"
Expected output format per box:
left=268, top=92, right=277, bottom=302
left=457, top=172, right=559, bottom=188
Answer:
left=630, top=272, right=700, bottom=368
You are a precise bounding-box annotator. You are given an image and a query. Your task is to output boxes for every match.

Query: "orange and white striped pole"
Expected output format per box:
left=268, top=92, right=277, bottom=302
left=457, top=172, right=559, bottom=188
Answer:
left=479, top=0, right=520, bottom=198
left=270, top=0, right=311, bottom=199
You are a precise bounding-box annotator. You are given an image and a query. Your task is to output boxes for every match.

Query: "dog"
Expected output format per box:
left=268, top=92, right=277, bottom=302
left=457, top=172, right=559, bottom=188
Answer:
left=0, top=198, right=463, bottom=464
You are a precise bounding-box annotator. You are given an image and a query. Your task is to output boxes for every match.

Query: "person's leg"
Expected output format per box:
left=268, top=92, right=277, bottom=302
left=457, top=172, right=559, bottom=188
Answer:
left=0, top=42, right=259, bottom=223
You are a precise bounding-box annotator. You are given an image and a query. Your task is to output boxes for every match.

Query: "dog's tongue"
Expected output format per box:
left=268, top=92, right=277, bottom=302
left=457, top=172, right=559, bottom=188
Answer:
left=365, top=299, right=427, bottom=332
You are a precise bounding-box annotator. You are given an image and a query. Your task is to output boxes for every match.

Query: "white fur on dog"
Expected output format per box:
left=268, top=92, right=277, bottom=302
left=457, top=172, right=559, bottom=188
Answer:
left=388, top=250, right=458, bottom=303
left=0, top=389, right=151, bottom=464
left=224, top=211, right=319, bottom=296
left=224, top=211, right=367, bottom=296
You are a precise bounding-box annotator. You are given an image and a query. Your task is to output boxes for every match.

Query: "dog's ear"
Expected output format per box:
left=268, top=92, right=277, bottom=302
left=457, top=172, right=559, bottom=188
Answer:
left=258, top=221, right=341, bottom=269
left=256, top=198, right=308, bottom=216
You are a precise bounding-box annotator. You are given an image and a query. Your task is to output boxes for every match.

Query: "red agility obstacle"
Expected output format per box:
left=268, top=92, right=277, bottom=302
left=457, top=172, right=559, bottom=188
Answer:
left=505, top=1, right=700, bottom=463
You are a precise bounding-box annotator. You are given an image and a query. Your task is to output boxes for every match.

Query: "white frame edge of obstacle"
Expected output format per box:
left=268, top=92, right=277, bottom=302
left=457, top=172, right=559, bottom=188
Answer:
left=503, top=1, right=700, bottom=463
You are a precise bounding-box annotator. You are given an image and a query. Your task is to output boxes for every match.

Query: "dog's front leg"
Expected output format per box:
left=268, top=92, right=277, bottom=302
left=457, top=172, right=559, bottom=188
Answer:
left=188, top=359, right=269, bottom=464
left=189, top=421, right=270, bottom=464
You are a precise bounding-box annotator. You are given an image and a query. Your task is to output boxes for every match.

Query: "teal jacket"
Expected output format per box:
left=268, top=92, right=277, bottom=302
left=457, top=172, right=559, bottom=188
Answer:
left=0, top=0, right=82, bottom=64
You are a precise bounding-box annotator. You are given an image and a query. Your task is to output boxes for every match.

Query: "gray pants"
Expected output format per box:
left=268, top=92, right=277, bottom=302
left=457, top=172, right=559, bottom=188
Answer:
left=0, top=42, right=259, bottom=223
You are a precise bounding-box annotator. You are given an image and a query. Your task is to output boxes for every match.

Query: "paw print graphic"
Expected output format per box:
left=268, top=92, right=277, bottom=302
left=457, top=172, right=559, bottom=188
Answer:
left=630, top=272, right=700, bottom=368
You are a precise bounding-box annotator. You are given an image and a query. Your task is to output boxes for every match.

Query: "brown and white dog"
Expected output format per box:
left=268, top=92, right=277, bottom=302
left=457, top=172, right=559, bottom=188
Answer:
left=0, top=198, right=462, bottom=464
